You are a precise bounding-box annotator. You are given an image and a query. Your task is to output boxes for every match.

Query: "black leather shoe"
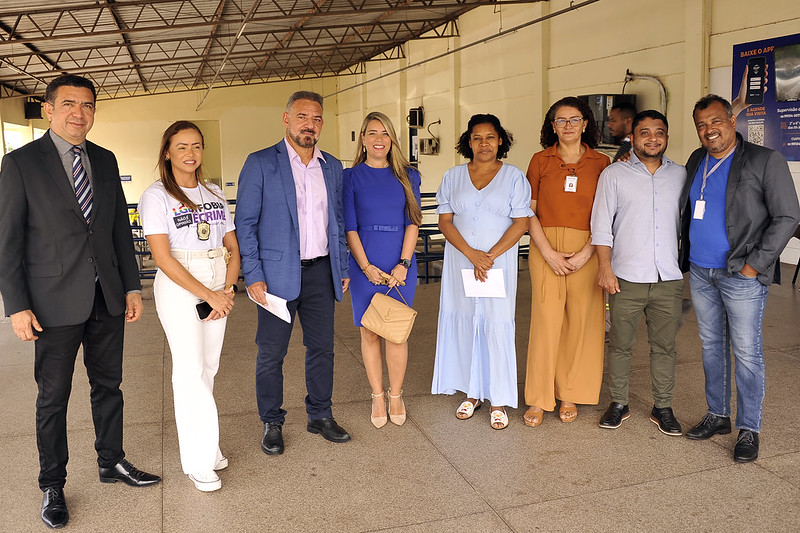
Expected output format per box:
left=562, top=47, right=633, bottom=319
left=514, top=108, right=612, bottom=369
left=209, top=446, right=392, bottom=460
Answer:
left=598, top=402, right=630, bottom=429
left=41, top=488, right=68, bottom=529
left=262, top=422, right=284, bottom=455
left=649, top=406, right=683, bottom=436
left=98, top=459, right=161, bottom=487
left=307, top=417, right=351, bottom=443
left=685, top=413, right=732, bottom=440
left=734, top=430, right=759, bottom=463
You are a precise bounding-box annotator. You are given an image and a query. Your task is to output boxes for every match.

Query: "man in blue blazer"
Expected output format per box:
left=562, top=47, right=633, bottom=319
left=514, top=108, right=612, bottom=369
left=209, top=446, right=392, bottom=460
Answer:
left=0, top=75, right=161, bottom=529
left=236, top=91, right=351, bottom=455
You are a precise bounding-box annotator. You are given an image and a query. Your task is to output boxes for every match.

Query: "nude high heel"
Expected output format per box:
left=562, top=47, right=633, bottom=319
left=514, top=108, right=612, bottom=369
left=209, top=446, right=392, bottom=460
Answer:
left=371, top=391, right=387, bottom=428
left=388, top=389, right=406, bottom=426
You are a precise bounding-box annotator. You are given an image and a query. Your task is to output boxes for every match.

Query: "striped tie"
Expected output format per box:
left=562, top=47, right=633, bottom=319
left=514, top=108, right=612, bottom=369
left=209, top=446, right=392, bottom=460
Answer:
left=72, top=146, right=93, bottom=223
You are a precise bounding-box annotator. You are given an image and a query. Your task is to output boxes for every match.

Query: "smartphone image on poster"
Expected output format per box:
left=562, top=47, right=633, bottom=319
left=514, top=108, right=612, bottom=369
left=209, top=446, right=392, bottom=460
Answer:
left=746, top=56, right=766, bottom=105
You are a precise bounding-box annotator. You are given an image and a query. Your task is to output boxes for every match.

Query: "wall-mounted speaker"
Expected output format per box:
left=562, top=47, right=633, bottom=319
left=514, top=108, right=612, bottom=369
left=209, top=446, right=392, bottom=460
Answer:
left=24, top=99, right=42, bottom=120
left=408, top=107, right=424, bottom=128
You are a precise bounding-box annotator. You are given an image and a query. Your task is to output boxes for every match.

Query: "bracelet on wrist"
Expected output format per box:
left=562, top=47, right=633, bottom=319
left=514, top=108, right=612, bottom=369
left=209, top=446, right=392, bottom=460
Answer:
left=361, top=262, right=372, bottom=273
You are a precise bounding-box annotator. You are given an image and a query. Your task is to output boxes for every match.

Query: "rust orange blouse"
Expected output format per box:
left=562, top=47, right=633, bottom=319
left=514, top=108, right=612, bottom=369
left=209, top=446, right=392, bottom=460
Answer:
left=526, top=143, right=610, bottom=231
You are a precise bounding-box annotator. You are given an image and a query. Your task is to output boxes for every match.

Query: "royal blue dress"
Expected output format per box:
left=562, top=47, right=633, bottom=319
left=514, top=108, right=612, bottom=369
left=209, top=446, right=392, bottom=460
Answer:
left=430, top=163, right=533, bottom=408
left=343, top=163, right=422, bottom=328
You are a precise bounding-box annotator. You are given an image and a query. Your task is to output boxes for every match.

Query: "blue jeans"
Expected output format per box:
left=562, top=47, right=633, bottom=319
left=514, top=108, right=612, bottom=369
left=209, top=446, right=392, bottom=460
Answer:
left=689, top=264, right=768, bottom=432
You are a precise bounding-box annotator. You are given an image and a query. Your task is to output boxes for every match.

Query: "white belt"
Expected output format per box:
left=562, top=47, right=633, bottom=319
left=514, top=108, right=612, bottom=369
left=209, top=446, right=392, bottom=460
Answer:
left=170, top=247, right=226, bottom=262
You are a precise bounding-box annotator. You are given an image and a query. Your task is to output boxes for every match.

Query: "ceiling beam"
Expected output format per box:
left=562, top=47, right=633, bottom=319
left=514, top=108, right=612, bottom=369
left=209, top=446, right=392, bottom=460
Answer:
left=102, top=0, right=149, bottom=92
left=192, top=0, right=228, bottom=87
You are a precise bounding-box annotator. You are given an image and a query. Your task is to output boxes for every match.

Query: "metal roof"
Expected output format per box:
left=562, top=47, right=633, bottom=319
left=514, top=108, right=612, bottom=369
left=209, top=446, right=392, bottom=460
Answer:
left=0, top=0, right=541, bottom=101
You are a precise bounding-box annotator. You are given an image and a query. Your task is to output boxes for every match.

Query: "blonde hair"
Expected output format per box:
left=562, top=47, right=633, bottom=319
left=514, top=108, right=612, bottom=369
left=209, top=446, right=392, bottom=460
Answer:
left=352, top=111, right=422, bottom=225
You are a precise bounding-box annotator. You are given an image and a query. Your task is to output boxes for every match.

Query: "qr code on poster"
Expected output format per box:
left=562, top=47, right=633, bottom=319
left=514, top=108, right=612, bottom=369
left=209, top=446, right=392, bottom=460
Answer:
left=748, top=123, right=765, bottom=146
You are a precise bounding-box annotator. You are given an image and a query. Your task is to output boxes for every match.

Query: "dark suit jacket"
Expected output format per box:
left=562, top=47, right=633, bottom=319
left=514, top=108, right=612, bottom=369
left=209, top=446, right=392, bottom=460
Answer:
left=235, top=139, right=348, bottom=302
left=679, top=133, right=800, bottom=285
left=0, top=131, right=141, bottom=326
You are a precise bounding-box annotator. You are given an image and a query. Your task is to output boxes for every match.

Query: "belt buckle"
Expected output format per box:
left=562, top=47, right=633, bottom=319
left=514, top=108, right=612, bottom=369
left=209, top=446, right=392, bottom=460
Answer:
left=207, top=249, right=216, bottom=259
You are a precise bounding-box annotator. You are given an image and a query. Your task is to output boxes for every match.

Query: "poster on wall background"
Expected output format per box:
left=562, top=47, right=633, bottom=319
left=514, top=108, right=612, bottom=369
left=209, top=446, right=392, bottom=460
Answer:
left=732, top=32, right=800, bottom=161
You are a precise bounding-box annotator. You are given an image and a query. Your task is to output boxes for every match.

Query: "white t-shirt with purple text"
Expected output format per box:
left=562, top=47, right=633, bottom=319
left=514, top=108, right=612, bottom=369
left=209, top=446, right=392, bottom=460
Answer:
left=139, top=181, right=234, bottom=250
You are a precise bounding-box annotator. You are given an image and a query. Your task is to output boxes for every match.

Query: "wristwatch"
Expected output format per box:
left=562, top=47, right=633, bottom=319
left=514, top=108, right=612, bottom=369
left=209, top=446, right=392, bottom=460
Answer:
left=398, top=258, right=412, bottom=269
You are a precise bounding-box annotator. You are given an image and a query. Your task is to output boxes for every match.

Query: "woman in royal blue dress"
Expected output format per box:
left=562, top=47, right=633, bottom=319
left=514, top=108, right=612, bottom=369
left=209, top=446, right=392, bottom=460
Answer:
left=344, top=111, right=422, bottom=428
left=431, top=114, right=532, bottom=430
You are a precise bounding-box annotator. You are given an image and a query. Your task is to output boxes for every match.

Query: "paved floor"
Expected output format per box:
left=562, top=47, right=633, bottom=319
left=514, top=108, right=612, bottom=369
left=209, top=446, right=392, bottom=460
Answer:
left=1, top=262, right=799, bottom=532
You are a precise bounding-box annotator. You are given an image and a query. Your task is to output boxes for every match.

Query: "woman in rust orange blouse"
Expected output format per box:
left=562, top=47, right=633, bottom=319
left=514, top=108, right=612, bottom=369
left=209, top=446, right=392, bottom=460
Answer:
left=523, top=96, right=610, bottom=427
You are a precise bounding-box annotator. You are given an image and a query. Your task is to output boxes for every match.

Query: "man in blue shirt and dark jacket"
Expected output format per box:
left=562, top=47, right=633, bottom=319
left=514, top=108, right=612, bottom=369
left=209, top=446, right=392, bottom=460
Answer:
left=680, top=94, right=800, bottom=462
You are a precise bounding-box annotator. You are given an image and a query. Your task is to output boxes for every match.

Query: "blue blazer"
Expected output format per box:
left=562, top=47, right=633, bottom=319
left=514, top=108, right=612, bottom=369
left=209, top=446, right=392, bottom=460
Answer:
left=235, top=139, right=348, bottom=302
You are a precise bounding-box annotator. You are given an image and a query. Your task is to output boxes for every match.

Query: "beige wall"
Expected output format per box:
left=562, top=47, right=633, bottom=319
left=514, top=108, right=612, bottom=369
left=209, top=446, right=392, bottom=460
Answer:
left=334, top=0, right=800, bottom=262
left=85, top=77, right=338, bottom=203
left=1, top=0, right=798, bottom=260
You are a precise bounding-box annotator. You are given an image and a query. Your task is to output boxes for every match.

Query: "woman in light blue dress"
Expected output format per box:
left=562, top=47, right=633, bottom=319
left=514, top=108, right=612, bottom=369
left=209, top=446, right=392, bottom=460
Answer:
left=431, top=114, right=532, bottom=429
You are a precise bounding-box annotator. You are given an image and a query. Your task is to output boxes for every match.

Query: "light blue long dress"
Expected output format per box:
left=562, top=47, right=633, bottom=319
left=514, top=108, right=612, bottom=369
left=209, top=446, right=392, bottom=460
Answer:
left=431, top=163, right=533, bottom=408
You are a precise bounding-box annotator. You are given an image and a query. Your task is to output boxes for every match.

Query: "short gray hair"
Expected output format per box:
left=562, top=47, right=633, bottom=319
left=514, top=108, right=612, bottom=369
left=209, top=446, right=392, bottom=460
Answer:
left=286, top=91, right=323, bottom=112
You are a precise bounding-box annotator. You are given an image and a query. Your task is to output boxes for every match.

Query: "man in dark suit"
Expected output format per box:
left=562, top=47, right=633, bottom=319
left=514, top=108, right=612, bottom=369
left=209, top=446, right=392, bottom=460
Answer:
left=679, top=94, right=800, bottom=462
left=0, top=75, right=160, bottom=529
left=236, top=91, right=351, bottom=456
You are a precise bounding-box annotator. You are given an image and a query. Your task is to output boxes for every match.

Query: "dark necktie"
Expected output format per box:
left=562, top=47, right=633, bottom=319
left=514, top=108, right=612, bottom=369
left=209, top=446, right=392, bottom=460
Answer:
left=72, top=146, right=93, bottom=223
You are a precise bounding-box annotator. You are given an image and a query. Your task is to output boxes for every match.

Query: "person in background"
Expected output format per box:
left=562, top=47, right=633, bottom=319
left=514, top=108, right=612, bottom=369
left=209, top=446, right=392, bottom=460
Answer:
left=431, top=114, right=532, bottom=430
left=139, top=120, right=240, bottom=491
left=344, top=111, right=421, bottom=428
left=608, top=101, right=637, bottom=163
left=523, top=96, right=610, bottom=428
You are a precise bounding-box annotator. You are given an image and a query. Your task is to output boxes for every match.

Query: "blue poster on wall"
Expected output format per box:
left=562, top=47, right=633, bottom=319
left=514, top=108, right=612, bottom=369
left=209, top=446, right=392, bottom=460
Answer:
left=732, top=32, right=800, bottom=161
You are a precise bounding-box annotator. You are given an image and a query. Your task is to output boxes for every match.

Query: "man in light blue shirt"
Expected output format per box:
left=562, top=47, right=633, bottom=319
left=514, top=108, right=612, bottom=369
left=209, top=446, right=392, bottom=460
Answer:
left=590, top=110, right=687, bottom=435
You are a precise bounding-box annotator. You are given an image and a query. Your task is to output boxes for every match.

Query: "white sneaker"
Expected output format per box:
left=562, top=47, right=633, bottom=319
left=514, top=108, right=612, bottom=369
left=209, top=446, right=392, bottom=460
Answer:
left=188, top=471, right=221, bottom=492
left=214, top=456, right=228, bottom=471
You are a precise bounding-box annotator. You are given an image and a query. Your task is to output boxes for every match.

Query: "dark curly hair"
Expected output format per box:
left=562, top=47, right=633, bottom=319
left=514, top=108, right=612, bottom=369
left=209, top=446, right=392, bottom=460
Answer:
left=456, top=114, right=513, bottom=160
left=539, top=96, right=600, bottom=149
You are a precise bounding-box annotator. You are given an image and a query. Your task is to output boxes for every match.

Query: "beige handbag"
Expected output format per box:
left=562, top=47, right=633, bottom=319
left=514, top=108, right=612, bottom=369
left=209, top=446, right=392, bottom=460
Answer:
left=360, top=287, right=417, bottom=344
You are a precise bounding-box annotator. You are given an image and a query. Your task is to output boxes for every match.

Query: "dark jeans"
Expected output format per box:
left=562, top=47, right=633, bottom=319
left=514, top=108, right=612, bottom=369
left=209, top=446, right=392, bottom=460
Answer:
left=34, top=282, right=126, bottom=490
left=255, top=257, right=336, bottom=424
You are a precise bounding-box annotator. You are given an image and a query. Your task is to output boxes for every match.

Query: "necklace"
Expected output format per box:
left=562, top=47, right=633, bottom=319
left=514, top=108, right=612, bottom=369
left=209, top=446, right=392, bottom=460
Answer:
left=196, top=183, right=210, bottom=241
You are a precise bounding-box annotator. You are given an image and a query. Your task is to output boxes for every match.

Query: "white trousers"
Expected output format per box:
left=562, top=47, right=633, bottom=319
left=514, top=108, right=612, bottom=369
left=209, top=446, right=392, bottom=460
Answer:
left=153, top=249, right=227, bottom=474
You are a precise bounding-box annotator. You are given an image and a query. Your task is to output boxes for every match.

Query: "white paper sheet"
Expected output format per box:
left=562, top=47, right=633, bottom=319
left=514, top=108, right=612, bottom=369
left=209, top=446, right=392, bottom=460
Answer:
left=460, top=268, right=506, bottom=298
left=248, top=290, right=292, bottom=323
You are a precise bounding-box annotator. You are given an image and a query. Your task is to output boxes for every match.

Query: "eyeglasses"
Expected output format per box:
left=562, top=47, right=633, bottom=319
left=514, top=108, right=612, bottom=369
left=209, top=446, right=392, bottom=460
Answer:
left=553, top=117, right=584, bottom=128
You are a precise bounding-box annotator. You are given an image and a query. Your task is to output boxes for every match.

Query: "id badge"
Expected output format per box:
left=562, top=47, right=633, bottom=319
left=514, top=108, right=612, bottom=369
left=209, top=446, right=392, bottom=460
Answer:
left=693, top=200, right=706, bottom=220
left=564, top=174, right=578, bottom=193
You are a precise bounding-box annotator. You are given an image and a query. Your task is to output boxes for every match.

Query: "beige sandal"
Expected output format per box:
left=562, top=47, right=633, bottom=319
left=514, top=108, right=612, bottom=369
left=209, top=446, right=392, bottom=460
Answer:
left=490, top=407, right=509, bottom=430
left=370, top=391, right=387, bottom=428
left=456, top=399, right=481, bottom=420
left=388, top=389, right=406, bottom=426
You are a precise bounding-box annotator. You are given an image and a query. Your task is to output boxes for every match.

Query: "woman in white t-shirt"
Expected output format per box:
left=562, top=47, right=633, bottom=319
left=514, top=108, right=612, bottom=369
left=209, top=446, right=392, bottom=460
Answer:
left=138, top=121, right=240, bottom=492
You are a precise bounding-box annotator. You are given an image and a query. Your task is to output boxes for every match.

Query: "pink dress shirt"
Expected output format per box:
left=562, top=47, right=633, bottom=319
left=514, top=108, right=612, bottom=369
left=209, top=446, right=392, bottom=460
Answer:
left=284, top=138, right=329, bottom=260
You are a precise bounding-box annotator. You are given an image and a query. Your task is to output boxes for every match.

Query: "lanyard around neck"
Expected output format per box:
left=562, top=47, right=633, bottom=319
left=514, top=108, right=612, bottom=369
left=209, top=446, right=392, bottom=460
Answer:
left=699, top=148, right=734, bottom=201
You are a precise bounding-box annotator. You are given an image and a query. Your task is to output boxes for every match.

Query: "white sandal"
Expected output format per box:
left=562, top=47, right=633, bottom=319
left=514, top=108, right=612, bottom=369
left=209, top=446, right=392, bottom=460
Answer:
left=456, top=399, right=481, bottom=420
left=490, top=407, right=509, bottom=430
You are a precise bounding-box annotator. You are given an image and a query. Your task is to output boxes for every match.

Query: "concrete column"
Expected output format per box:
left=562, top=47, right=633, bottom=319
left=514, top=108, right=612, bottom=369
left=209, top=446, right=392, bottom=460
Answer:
left=682, top=0, right=711, bottom=158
